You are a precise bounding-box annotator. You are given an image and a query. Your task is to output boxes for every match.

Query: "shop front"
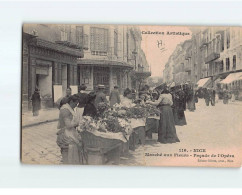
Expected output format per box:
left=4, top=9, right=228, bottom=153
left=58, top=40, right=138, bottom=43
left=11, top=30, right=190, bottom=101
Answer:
left=22, top=34, right=83, bottom=111
left=77, top=59, right=133, bottom=95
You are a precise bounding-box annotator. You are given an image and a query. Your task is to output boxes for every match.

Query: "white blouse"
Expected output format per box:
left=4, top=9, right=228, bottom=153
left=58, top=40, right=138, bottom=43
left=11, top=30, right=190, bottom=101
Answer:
left=154, top=93, right=173, bottom=106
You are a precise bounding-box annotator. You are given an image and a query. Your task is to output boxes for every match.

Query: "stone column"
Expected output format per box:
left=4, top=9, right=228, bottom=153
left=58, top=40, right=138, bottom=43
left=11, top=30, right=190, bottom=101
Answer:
left=73, top=65, right=78, bottom=85
left=58, top=63, right=62, bottom=84
left=53, top=61, right=58, bottom=85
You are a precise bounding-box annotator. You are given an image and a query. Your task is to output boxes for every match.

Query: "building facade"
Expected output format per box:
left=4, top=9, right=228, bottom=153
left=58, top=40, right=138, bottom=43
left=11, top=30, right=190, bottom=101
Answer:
left=22, top=24, right=84, bottom=111
left=163, top=27, right=242, bottom=93
left=77, top=25, right=150, bottom=94
left=22, top=24, right=150, bottom=111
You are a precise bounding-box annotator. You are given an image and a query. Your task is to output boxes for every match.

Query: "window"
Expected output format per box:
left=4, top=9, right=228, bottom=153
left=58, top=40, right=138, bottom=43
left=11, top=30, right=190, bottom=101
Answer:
left=226, top=29, right=230, bottom=49
left=76, top=26, right=83, bottom=47
left=60, top=25, right=69, bottom=41
left=226, top=58, right=230, bottom=71
left=114, top=30, right=118, bottom=56
left=90, top=27, right=108, bottom=54
left=233, top=55, right=236, bottom=70
left=220, top=61, right=224, bottom=73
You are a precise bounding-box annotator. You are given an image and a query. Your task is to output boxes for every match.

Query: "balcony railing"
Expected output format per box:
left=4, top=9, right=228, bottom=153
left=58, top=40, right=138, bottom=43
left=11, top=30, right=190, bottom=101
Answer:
left=204, top=52, right=220, bottom=64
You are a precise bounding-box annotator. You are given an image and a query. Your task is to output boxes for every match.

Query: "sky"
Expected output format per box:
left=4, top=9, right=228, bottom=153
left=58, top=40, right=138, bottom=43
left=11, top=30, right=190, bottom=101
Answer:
left=140, top=25, right=193, bottom=78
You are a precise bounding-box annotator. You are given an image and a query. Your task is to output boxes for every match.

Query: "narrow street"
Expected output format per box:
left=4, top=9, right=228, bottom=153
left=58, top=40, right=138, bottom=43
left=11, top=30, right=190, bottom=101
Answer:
left=21, top=99, right=242, bottom=166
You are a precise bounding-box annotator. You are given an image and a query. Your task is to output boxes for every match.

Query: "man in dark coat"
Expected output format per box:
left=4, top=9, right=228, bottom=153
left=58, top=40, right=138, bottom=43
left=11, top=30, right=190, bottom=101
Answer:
left=94, top=84, right=108, bottom=108
left=109, top=85, right=120, bottom=107
left=83, top=91, right=97, bottom=118
left=76, top=84, right=89, bottom=122
left=31, top=88, right=41, bottom=116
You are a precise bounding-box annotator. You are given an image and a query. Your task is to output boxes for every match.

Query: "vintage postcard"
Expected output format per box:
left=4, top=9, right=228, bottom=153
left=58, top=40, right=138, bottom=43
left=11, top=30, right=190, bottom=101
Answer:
left=21, top=24, right=242, bottom=167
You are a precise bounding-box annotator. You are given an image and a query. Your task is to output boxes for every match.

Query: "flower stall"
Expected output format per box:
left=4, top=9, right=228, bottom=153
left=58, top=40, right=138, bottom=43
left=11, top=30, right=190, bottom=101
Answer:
left=78, top=102, right=160, bottom=165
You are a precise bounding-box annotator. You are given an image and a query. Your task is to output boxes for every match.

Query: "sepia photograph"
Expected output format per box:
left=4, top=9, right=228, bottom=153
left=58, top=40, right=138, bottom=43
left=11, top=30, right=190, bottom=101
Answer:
left=21, top=24, right=242, bottom=167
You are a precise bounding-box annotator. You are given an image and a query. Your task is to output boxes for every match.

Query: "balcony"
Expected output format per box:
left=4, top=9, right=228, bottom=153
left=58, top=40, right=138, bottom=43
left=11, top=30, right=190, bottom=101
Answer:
left=134, top=66, right=151, bottom=78
left=204, top=52, right=220, bottom=64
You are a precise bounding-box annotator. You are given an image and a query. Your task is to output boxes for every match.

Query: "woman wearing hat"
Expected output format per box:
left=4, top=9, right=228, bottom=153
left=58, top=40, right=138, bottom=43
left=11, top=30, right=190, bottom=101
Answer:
left=146, top=87, right=180, bottom=144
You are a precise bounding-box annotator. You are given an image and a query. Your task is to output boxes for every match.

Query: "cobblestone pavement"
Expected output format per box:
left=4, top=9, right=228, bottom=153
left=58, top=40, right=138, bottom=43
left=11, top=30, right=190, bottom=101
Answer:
left=21, top=99, right=242, bottom=166
left=21, top=121, right=61, bottom=164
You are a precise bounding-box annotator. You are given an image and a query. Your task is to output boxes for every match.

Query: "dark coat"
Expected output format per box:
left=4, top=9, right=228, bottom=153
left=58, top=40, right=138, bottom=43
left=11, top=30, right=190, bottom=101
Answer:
left=83, top=102, right=97, bottom=118
left=31, top=92, right=41, bottom=112
left=109, top=89, right=120, bottom=107
left=94, top=91, right=107, bottom=108
left=77, top=92, right=89, bottom=108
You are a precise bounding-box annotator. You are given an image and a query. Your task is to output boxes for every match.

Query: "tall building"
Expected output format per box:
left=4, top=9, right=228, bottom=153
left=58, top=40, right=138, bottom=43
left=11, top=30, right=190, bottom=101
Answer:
left=22, top=24, right=150, bottom=111
left=163, top=27, right=242, bottom=98
left=22, top=24, right=84, bottom=111
left=77, top=25, right=150, bottom=94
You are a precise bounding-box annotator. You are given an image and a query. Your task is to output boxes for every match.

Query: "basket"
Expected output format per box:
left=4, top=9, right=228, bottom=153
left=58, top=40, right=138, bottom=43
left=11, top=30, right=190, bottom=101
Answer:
left=80, top=130, right=122, bottom=149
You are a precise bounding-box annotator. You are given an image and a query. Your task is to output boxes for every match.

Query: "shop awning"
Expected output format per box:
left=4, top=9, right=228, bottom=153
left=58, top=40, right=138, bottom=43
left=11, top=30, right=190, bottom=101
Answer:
left=197, top=77, right=211, bottom=88
left=220, top=72, right=242, bottom=84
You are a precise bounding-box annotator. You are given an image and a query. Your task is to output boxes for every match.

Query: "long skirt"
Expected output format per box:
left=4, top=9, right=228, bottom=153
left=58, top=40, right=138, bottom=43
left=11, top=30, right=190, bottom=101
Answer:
left=56, top=129, right=87, bottom=164
left=205, top=98, right=210, bottom=106
left=159, top=105, right=180, bottom=144
left=173, top=108, right=187, bottom=126
left=223, top=98, right=229, bottom=104
left=211, top=97, right=215, bottom=106
left=187, top=98, right=196, bottom=111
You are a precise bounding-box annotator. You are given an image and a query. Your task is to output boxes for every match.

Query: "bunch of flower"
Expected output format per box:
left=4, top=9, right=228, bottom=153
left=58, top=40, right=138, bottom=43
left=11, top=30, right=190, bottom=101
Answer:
left=102, top=116, right=125, bottom=133
left=78, top=116, right=100, bottom=132
left=125, top=104, right=147, bottom=119
left=96, top=102, right=110, bottom=117
left=143, top=104, right=160, bottom=117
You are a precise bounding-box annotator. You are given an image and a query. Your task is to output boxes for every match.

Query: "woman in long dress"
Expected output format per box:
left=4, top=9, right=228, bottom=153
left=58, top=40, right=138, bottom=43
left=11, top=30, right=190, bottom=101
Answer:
left=31, top=88, right=41, bottom=116
left=56, top=94, right=87, bottom=164
left=147, top=87, right=180, bottom=144
left=186, top=86, right=196, bottom=112
left=172, top=88, right=187, bottom=126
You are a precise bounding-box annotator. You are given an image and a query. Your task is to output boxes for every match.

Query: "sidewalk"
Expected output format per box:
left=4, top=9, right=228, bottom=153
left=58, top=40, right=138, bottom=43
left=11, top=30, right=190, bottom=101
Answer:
left=22, top=108, right=59, bottom=128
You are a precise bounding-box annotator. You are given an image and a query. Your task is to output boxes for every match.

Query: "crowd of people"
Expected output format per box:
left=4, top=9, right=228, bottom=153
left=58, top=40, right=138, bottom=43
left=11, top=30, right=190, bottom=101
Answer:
left=27, top=80, right=236, bottom=164
left=54, top=82, right=203, bottom=164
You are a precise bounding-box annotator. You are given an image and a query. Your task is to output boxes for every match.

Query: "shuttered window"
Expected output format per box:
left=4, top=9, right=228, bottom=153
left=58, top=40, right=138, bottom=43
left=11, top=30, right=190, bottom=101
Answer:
left=76, top=26, right=83, bottom=47
left=90, top=27, right=108, bottom=54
